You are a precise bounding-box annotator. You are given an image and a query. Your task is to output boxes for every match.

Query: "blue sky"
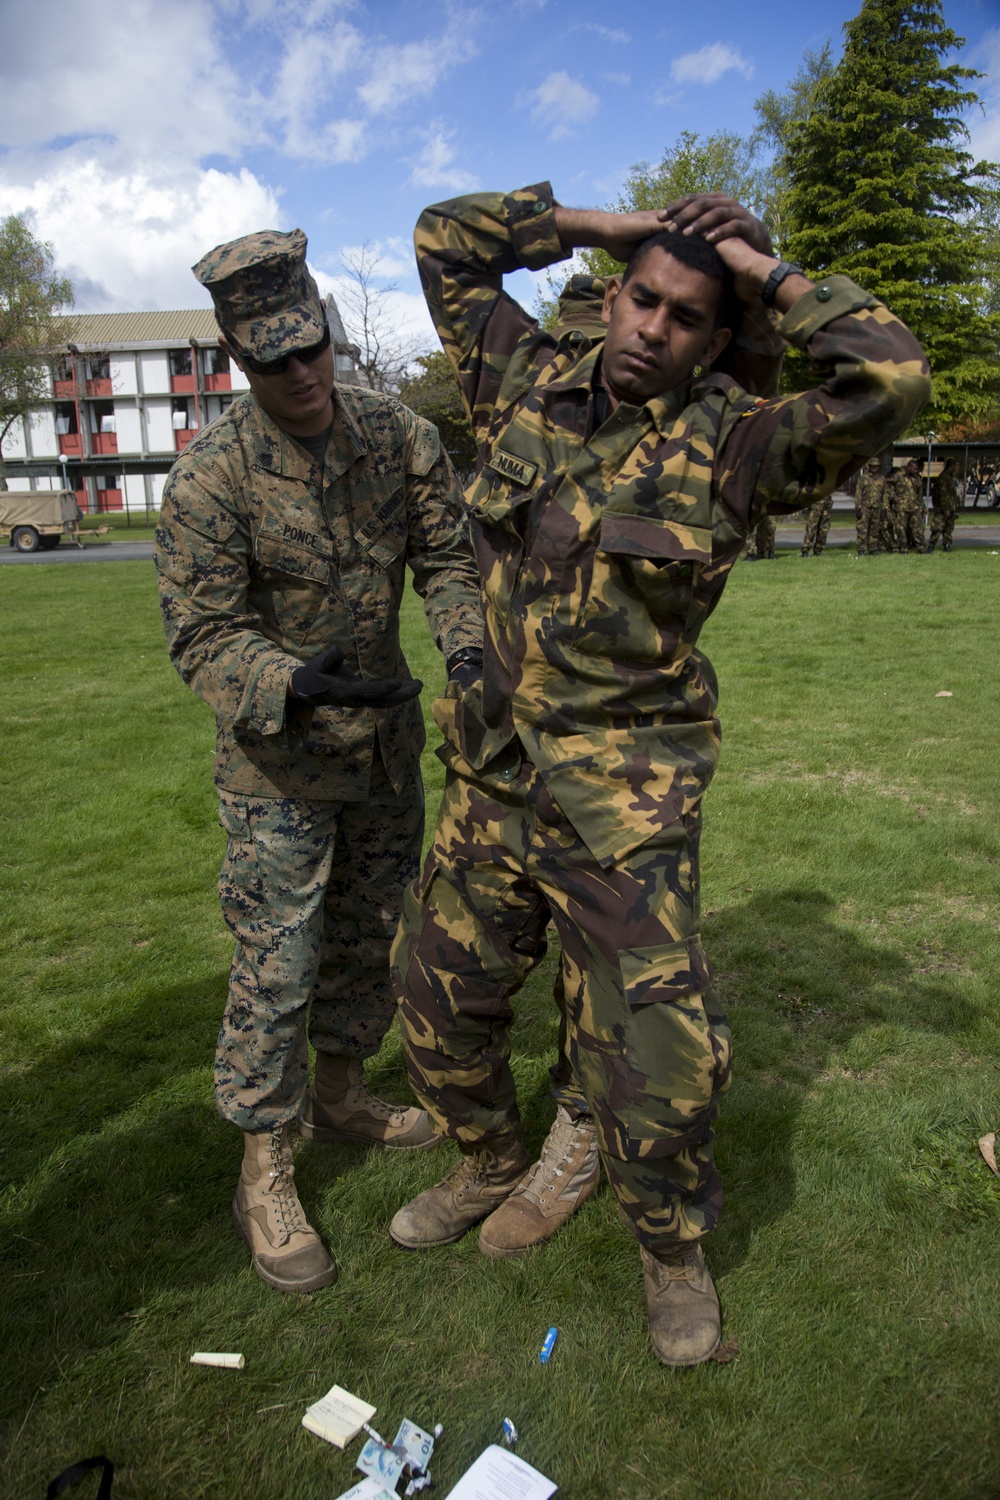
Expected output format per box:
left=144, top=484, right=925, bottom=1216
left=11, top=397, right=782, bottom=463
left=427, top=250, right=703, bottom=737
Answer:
left=1, top=0, right=997, bottom=351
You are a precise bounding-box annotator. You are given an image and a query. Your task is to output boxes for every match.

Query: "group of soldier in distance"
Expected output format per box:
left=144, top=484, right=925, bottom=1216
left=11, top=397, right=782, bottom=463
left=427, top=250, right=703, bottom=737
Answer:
left=744, top=453, right=964, bottom=559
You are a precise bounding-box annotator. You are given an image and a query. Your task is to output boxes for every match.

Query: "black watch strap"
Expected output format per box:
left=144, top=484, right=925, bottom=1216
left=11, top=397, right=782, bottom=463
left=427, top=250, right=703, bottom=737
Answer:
left=761, top=260, right=804, bottom=308
left=447, top=648, right=484, bottom=671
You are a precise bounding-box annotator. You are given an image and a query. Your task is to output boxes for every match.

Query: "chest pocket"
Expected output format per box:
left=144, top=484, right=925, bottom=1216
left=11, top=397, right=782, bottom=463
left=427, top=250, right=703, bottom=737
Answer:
left=354, top=487, right=407, bottom=571
left=252, top=529, right=331, bottom=647
left=595, top=512, right=712, bottom=633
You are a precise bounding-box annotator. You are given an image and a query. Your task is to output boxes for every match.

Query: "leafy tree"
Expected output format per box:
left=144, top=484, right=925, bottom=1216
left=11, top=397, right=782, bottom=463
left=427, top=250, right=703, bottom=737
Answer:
left=398, top=350, right=478, bottom=478
left=0, top=215, right=74, bottom=489
left=780, top=0, right=999, bottom=431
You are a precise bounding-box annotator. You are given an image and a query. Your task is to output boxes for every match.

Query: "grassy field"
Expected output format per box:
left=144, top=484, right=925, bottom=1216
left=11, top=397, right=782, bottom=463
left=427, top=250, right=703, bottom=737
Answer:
left=2, top=552, right=999, bottom=1499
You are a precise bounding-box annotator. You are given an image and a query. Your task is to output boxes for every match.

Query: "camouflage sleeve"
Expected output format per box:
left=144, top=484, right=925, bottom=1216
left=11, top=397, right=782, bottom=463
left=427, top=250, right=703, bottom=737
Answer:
left=413, top=183, right=570, bottom=441
left=402, top=410, right=484, bottom=659
left=154, top=457, right=301, bottom=735
left=717, top=276, right=931, bottom=524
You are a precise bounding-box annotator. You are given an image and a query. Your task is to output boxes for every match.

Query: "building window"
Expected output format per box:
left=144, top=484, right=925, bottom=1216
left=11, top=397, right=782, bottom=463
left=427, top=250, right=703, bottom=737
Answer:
left=55, top=403, right=78, bottom=435
left=169, top=349, right=193, bottom=377
left=86, top=355, right=110, bottom=382
left=91, top=401, right=115, bottom=433
left=172, top=398, right=194, bottom=430
left=206, top=347, right=230, bottom=375
left=52, top=358, right=74, bottom=384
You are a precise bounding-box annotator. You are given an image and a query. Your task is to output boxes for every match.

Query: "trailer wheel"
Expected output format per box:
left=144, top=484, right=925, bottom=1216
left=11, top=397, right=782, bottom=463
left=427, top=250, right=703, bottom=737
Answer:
left=12, top=527, right=40, bottom=553
left=38, top=534, right=61, bottom=550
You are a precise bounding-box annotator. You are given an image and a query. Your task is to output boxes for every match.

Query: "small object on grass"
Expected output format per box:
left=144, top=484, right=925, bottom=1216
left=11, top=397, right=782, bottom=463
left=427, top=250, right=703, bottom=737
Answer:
left=394, top=1418, right=435, bottom=1471
left=433, top=1424, right=444, bottom=1440
left=45, top=1455, right=114, bottom=1499
left=501, top=1417, right=519, bottom=1448
left=538, top=1327, right=558, bottom=1363
left=979, top=1132, right=998, bottom=1175
left=363, top=1421, right=387, bottom=1447
left=334, top=1480, right=397, bottom=1500
left=189, top=1352, right=244, bottom=1369
left=934, top=691, right=953, bottom=698
left=357, top=1437, right=406, bottom=1487
left=302, top=1383, right=377, bottom=1449
left=709, top=1337, right=741, bottom=1365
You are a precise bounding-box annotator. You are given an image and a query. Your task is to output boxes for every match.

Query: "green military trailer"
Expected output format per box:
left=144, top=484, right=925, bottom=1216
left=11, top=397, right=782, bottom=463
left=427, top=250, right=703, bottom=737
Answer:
left=0, top=489, right=83, bottom=552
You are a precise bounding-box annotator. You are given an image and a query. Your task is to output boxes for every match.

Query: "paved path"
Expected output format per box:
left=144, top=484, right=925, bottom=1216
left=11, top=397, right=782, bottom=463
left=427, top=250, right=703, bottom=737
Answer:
left=0, top=541, right=154, bottom=565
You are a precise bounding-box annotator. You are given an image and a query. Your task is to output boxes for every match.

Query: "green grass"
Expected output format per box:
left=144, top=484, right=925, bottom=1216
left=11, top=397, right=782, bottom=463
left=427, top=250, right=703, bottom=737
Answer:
left=2, top=553, right=1000, bottom=1498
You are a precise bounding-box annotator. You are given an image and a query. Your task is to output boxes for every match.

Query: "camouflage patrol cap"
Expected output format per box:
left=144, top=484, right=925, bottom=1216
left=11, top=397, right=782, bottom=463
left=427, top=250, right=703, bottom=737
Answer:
left=192, top=229, right=325, bottom=362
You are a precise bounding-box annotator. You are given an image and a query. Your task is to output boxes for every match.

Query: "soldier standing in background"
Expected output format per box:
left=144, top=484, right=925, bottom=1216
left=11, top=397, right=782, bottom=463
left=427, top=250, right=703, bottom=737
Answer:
left=927, top=457, right=961, bottom=551
left=743, top=512, right=776, bottom=560
left=801, top=494, right=833, bottom=555
left=855, top=457, right=886, bottom=555
left=888, top=458, right=926, bottom=552
left=155, top=230, right=483, bottom=1294
left=387, top=179, right=930, bottom=1366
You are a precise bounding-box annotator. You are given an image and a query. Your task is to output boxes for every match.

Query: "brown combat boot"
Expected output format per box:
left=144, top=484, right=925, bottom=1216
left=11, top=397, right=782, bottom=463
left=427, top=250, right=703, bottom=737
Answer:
left=299, top=1054, right=437, bottom=1150
left=478, top=1106, right=600, bottom=1258
left=232, top=1123, right=337, bottom=1293
left=641, top=1240, right=721, bottom=1366
left=389, top=1134, right=531, bottom=1248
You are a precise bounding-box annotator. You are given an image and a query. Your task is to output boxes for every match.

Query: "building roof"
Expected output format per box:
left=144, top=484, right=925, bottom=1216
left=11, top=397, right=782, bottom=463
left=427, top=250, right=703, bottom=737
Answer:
left=62, top=310, right=219, bottom=347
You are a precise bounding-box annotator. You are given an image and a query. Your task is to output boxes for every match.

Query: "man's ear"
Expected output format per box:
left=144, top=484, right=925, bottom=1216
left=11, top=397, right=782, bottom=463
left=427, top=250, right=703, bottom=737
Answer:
left=700, top=325, right=732, bottom=369
left=601, top=276, right=622, bottom=327
left=218, top=333, right=245, bottom=372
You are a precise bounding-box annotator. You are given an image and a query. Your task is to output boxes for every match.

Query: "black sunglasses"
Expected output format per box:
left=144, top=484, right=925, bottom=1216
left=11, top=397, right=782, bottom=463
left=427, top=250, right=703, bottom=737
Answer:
left=225, top=316, right=330, bottom=377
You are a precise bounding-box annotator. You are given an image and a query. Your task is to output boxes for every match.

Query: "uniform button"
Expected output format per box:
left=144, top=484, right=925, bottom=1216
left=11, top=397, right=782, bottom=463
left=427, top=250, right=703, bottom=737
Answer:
left=533, top=200, right=547, bottom=215
left=816, top=285, right=832, bottom=302
left=499, top=763, right=519, bottom=782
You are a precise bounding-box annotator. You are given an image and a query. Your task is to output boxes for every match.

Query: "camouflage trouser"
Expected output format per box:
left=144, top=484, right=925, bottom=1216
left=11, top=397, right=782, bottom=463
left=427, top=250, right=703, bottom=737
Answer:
left=855, top=496, right=883, bottom=554
left=928, top=504, right=957, bottom=549
left=901, top=495, right=927, bottom=551
left=881, top=499, right=905, bottom=552
left=215, top=771, right=423, bottom=1130
left=744, top=514, right=775, bottom=560
left=392, top=755, right=732, bottom=1249
left=801, top=496, right=833, bottom=553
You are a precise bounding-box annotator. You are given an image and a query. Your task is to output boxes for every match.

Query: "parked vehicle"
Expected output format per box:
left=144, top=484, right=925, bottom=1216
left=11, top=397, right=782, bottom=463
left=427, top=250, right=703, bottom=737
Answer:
left=965, top=468, right=999, bottom=508
left=0, top=489, right=82, bottom=551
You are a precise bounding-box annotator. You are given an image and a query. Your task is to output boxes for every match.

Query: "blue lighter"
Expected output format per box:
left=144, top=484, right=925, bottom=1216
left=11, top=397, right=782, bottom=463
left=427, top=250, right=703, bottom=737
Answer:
left=538, top=1327, right=558, bottom=1363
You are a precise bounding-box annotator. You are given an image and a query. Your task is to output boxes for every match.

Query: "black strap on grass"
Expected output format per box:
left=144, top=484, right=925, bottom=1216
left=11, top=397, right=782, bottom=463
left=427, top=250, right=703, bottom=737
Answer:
left=46, top=1455, right=114, bottom=1499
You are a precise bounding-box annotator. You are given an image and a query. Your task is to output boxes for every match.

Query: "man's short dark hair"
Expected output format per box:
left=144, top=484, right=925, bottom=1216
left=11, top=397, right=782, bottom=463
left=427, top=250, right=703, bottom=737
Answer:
left=621, top=230, right=739, bottom=332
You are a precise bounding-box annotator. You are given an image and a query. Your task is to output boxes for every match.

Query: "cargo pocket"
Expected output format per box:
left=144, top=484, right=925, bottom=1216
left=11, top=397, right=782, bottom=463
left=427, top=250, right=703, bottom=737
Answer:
left=252, top=530, right=330, bottom=646
left=597, top=513, right=711, bottom=630
left=618, top=936, right=730, bottom=1146
left=217, top=797, right=270, bottom=950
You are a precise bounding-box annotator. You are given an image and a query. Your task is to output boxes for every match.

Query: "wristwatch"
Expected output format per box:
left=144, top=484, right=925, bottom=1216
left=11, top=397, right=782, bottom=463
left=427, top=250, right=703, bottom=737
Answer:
left=760, top=260, right=805, bottom=308
left=446, top=648, right=484, bottom=675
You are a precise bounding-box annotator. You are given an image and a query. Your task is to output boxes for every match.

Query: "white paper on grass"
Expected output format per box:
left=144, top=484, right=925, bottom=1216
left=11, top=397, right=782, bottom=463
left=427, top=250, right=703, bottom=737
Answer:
left=189, top=1352, right=244, bottom=1369
left=443, top=1444, right=557, bottom=1500
left=301, top=1384, right=377, bottom=1449
left=333, top=1480, right=397, bottom=1500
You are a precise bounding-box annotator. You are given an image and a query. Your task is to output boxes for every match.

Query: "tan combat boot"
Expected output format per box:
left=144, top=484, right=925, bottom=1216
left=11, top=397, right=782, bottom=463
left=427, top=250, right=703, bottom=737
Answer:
left=389, top=1135, right=531, bottom=1248
left=641, top=1240, right=721, bottom=1366
left=478, top=1106, right=600, bottom=1258
left=232, top=1123, right=337, bottom=1294
left=299, top=1054, right=437, bottom=1150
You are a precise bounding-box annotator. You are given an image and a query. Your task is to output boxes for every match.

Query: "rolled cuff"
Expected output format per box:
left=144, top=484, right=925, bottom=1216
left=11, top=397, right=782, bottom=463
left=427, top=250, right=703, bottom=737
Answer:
left=777, top=274, right=877, bottom=346
left=503, top=182, right=568, bottom=273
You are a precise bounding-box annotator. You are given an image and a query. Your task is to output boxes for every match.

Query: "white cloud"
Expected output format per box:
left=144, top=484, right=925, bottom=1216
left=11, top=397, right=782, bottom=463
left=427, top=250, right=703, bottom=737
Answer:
left=357, top=29, right=478, bottom=116
left=0, top=156, right=281, bottom=311
left=670, top=43, right=754, bottom=87
left=579, top=23, right=630, bottom=45
left=604, top=72, right=631, bottom=88
left=333, top=238, right=416, bottom=281
left=410, top=130, right=478, bottom=192
left=527, top=72, right=600, bottom=141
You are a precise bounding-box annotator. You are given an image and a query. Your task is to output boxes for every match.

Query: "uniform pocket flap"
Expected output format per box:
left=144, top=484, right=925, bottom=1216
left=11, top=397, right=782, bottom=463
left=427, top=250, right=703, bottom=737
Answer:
left=619, top=936, right=712, bottom=1005
left=255, top=529, right=330, bottom=582
left=599, top=513, right=712, bottom=564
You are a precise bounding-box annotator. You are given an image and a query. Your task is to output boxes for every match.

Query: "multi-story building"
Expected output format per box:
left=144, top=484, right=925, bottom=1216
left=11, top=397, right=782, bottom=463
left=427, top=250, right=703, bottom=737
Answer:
left=1, top=295, right=364, bottom=514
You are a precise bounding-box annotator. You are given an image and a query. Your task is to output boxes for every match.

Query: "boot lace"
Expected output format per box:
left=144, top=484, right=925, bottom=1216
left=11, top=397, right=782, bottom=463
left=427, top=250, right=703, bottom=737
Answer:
left=267, top=1129, right=307, bottom=1238
left=518, top=1114, right=594, bottom=1206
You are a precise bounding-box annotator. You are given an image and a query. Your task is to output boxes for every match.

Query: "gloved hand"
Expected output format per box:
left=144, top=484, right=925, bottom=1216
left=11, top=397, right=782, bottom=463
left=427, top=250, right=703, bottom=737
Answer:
left=289, top=646, right=422, bottom=708
left=447, top=648, right=484, bottom=694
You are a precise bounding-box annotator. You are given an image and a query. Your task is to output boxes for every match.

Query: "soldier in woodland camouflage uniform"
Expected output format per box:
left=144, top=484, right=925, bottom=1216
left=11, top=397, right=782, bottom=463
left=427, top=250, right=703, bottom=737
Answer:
left=854, top=457, right=886, bottom=554
left=888, top=458, right=926, bottom=552
left=800, top=494, right=833, bottom=555
left=927, top=457, right=961, bottom=551
left=387, top=181, right=930, bottom=1366
left=743, top=512, right=776, bottom=560
left=154, top=229, right=483, bottom=1294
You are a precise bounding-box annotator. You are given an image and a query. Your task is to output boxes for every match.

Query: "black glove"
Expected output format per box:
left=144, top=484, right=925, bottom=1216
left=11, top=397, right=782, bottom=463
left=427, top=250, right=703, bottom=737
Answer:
left=447, top=648, right=484, bottom=693
left=290, top=646, right=422, bottom=708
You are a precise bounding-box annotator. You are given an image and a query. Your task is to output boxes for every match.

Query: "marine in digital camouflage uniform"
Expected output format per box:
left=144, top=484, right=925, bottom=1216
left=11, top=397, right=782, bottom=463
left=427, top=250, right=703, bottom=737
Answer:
left=854, top=458, right=887, bottom=554
left=386, top=181, right=930, bottom=1366
left=927, top=457, right=961, bottom=551
left=800, top=494, right=834, bottom=555
left=154, top=228, right=483, bottom=1294
left=888, top=459, right=926, bottom=552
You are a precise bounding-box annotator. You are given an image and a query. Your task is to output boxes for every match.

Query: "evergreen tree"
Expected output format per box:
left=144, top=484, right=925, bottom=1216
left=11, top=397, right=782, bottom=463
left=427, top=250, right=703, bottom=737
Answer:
left=781, top=0, right=999, bottom=430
